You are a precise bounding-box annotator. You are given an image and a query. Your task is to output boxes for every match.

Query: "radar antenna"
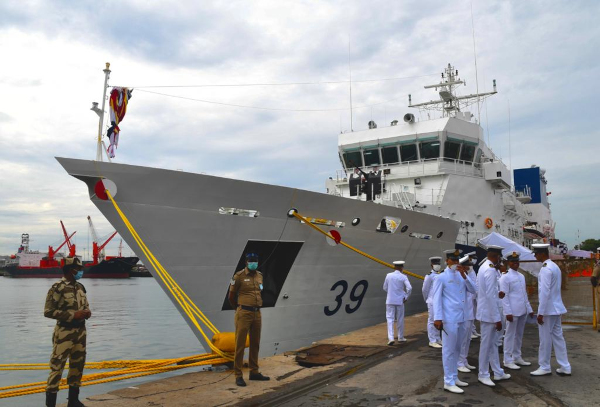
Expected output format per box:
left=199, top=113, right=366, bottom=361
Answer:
left=408, top=64, right=497, bottom=119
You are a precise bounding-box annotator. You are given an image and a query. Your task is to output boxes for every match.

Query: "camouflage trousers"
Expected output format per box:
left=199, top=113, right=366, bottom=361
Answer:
left=46, top=325, right=87, bottom=392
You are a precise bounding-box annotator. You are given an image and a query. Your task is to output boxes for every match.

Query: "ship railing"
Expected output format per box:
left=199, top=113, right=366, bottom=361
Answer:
left=333, top=157, right=484, bottom=182
left=382, top=184, right=446, bottom=207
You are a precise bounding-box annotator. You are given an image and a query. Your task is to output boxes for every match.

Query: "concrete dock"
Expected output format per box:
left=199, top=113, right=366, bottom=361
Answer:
left=71, top=313, right=599, bottom=407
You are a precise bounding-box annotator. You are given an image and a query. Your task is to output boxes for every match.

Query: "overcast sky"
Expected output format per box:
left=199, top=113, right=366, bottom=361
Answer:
left=0, top=0, right=598, bottom=257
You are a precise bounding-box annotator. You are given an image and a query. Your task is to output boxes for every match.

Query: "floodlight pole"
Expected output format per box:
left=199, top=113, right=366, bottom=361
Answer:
left=96, top=62, right=111, bottom=162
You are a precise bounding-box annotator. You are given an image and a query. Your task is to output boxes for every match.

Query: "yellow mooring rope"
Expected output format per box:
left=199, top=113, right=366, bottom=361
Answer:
left=0, top=190, right=233, bottom=399
left=291, top=210, right=424, bottom=281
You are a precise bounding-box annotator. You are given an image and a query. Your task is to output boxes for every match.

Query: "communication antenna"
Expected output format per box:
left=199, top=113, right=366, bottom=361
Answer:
left=348, top=40, right=353, bottom=132
left=470, top=1, right=481, bottom=124
left=91, top=62, right=112, bottom=162
left=508, top=98, right=512, bottom=185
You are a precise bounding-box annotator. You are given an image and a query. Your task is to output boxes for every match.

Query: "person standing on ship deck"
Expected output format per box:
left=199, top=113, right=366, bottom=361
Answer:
left=432, top=250, right=476, bottom=394
left=383, top=261, right=412, bottom=345
left=228, top=252, right=270, bottom=387
left=44, top=257, right=91, bottom=407
left=591, top=248, right=600, bottom=333
left=476, top=245, right=511, bottom=387
left=500, top=251, right=534, bottom=370
left=468, top=252, right=481, bottom=339
left=422, top=256, right=443, bottom=348
left=530, top=243, right=572, bottom=377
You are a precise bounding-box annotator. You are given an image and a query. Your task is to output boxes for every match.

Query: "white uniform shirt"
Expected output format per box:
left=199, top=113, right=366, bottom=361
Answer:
left=464, top=267, right=478, bottom=320
left=476, top=262, right=502, bottom=323
left=432, top=267, right=476, bottom=323
left=537, top=259, right=567, bottom=316
left=499, top=268, right=533, bottom=317
left=422, top=270, right=440, bottom=304
left=383, top=270, right=412, bottom=305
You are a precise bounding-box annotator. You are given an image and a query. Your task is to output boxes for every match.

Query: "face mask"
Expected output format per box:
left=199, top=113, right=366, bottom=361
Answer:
left=247, top=262, right=258, bottom=271
left=74, top=270, right=84, bottom=280
left=450, top=264, right=457, bottom=271
left=432, top=265, right=441, bottom=272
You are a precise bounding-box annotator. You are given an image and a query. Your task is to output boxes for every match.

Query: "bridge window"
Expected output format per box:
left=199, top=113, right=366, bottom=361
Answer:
left=460, top=144, right=476, bottom=162
left=400, top=144, right=418, bottom=162
left=381, top=146, right=399, bottom=165
left=363, top=149, right=380, bottom=166
left=343, top=151, right=362, bottom=168
left=443, top=140, right=461, bottom=161
left=419, top=141, right=440, bottom=160
left=474, top=148, right=483, bottom=168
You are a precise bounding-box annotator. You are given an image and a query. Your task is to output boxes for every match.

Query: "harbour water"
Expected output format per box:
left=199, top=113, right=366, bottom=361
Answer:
left=0, top=276, right=206, bottom=407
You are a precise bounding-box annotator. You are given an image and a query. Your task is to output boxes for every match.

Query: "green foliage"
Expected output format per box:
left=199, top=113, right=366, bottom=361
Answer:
left=580, top=239, right=600, bottom=252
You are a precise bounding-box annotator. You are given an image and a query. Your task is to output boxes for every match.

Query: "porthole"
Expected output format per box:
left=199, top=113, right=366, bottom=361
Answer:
left=352, top=218, right=360, bottom=226
left=400, top=225, right=409, bottom=233
left=437, top=231, right=444, bottom=238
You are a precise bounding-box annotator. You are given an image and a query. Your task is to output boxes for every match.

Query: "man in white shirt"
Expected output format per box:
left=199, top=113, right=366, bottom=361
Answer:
left=432, top=250, right=476, bottom=394
left=476, top=245, right=511, bottom=387
left=383, top=261, right=412, bottom=345
left=530, top=243, right=572, bottom=377
left=500, top=252, right=534, bottom=370
left=468, top=252, right=481, bottom=339
left=458, top=254, right=477, bottom=373
left=422, top=256, right=443, bottom=348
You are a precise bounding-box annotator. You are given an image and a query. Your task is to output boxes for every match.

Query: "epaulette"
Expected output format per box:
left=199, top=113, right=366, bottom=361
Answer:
left=52, top=280, right=66, bottom=292
left=489, top=263, right=494, bottom=267
left=543, top=263, right=547, bottom=267
left=257, top=271, right=263, bottom=275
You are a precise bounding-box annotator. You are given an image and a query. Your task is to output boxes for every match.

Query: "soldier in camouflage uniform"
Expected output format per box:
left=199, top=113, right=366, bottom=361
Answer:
left=44, top=257, right=91, bottom=407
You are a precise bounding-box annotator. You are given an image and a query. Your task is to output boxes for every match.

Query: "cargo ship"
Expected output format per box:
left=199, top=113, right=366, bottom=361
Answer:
left=5, top=220, right=138, bottom=278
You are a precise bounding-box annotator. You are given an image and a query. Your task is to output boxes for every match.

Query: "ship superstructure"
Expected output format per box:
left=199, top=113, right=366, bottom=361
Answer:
left=326, top=64, right=559, bottom=252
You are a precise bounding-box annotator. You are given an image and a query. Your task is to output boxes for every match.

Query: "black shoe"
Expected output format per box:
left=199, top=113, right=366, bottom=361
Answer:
left=236, top=377, right=247, bottom=387
left=46, top=391, right=57, bottom=407
left=67, top=386, right=85, bottom=407
left=249, top=372, right=270, bottom=381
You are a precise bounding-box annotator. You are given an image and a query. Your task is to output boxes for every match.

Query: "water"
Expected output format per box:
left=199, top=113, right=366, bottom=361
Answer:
left=0, top=276, right=206, bottom=407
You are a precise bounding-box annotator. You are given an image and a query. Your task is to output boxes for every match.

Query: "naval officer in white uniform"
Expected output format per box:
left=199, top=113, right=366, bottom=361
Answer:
left=500, top=252, right=534, bottom=370
left=432, top=249, right=476, bottom=394
left=467, top=252, right=481, bottom=339
left=383, top=261, right=412, bottom=345
left=530, top=243, right=572, bottom=376
left=422, top=256, right=443, bottom=348
left=477, top=245, right=511, bottom=386
left=458, top=255, right=477, bottom=373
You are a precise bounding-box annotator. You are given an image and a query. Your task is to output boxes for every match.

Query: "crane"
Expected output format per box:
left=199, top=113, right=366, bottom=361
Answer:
left=42, top=221, right=76, bottom=267
left=87, top=215, right=118, bottom=264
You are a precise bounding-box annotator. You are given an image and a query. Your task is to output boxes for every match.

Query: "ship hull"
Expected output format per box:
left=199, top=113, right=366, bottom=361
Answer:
left=5, top=257, right=138, bottom=278
left=57, top=157, right=460, bottom=356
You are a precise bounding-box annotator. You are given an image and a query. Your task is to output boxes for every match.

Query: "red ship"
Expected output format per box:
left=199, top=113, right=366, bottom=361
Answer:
left=5, top=218, right=138, bottom=278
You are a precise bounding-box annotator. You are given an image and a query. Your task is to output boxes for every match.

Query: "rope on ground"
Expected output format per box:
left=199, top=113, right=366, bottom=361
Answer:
left=290, top=210, right=424, bottom=281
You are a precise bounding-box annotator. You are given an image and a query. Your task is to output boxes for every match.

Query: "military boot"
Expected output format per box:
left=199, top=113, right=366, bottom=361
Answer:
left=67, top=386, right=86, bottom=407
left=45, top=391, right=57, bottom=407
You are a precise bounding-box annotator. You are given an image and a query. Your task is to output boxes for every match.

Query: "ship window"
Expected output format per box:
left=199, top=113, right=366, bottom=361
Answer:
left=343, top=151, right=362, bottom=169
left=443, top=141, right=461, bottom=161
left=363, top=149, right=380, bottom=166
left=419, top=141, right=440, bottom=160
left=400, top=144, right=418, bottom=162
left=381, top=146, right=399, bottom=164
left=460, top=144, right=476, bottom=163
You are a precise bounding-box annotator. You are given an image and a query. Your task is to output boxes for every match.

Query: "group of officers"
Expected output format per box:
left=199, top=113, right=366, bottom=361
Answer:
left=384, top=243, right=572, bottom=394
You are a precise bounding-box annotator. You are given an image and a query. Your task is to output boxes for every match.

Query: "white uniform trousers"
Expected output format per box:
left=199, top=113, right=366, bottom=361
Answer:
left=427, top=303, right=441, bottom=343
left=458, top=319, right=474, bottom=368
left=538, top=315, right=571, bottom=371
left=471, top=300, right=479, bottom=335
left=503, top=314, right=527, bottom=364
left=496, top=307, right=505, bottom=346
left=441, top=321, right=466, bottom=386
left=478, top=322, right=505, bottom=378
left=386, top=304, right=405, bottom=342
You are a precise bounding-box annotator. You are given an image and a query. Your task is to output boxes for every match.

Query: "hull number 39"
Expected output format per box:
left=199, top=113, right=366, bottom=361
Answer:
left=324, top=280, right=369, bottom=316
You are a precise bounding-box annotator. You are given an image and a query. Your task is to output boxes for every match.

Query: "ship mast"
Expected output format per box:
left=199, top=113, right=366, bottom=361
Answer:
left=408, top=63, right=497, bottom=119
left=91, top=62, right=112, bottom=162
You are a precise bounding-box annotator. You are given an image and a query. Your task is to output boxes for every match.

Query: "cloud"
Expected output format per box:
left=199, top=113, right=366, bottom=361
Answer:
left=0, top=0, right=599, bottom=256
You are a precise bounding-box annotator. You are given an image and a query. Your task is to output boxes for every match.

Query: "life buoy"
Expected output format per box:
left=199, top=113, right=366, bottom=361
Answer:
left=484, top=217, right=493, bottom=229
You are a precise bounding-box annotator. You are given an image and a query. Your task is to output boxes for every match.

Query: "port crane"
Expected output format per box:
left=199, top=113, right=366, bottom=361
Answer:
left=87, top=216, right=118, bottom=264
